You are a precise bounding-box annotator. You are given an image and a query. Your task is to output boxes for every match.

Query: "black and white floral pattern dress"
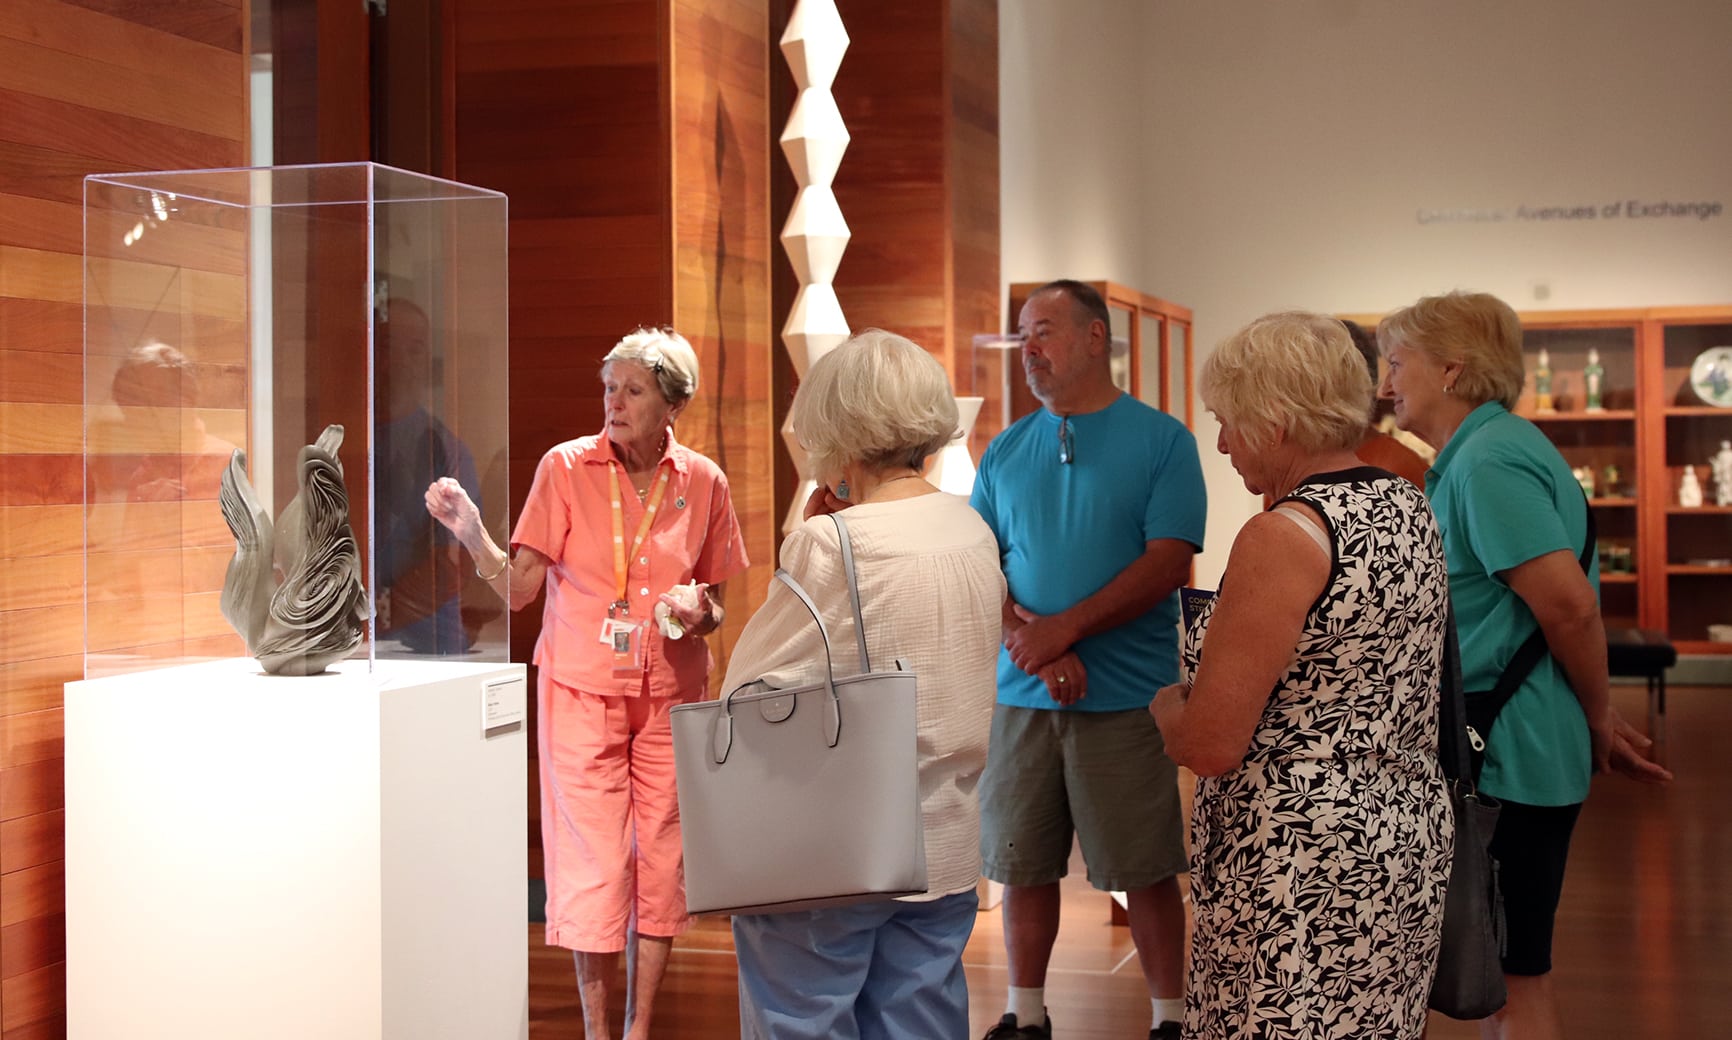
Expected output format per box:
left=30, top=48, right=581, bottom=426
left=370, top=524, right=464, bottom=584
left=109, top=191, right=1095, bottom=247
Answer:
left=1181, top=468, right=1453, bottom=1040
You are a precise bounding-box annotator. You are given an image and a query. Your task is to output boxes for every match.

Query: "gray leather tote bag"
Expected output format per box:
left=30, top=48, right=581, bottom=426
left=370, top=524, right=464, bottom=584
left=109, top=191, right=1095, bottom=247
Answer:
left=670, top=512, right=927, bottom=915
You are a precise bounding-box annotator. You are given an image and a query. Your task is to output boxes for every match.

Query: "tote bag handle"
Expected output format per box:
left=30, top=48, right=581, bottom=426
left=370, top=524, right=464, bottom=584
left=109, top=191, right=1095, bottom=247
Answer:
left=714, top=512, right=869, bottom=762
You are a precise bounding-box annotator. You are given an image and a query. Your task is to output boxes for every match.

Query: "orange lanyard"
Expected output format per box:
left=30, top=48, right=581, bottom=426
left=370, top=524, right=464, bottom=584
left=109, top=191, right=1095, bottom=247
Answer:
left=608, top=463, right=672, bottom=615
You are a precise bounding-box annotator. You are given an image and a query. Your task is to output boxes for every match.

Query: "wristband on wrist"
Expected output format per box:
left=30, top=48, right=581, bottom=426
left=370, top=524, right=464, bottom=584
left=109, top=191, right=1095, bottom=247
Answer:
left=475, top=552, right=509, bottom=582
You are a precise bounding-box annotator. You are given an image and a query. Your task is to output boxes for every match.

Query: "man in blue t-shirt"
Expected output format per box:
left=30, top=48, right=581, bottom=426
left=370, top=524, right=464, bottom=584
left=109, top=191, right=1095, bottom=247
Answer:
left=971, top=281, right=1206, bottom=1040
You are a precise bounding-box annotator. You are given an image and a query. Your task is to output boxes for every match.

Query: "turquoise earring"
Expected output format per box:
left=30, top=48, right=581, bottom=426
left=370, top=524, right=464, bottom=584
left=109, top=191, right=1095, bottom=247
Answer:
left=836, top=480, right=850, bottom=501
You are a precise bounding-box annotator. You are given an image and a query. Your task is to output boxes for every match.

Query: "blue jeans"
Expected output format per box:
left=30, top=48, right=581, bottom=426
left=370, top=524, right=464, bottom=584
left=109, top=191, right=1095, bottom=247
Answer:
left=733, top=890, right=979, bottom=1040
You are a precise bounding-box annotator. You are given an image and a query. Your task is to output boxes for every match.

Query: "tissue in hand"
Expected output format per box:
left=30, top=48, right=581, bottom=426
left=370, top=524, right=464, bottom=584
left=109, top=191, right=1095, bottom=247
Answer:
left=655, top=583, right=703, bottom=639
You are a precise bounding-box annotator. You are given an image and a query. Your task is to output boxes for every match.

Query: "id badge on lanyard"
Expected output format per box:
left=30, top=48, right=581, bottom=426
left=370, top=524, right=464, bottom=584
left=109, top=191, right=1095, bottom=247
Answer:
left=606, top=462, right=670, bottom=676
left=602, top=599, right=644, bottom=673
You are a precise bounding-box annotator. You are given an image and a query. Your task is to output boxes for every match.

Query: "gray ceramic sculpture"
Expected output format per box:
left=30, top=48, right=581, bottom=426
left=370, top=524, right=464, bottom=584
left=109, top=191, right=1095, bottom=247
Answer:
left=219, top=424, right=368, bottom=675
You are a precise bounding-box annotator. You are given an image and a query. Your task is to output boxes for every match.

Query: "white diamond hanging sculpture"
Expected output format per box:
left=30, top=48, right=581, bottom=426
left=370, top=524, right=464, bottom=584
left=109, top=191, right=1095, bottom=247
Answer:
left=780, top=0, right=849, bottom=92
left=780, top=89, right=851, bottom=188
left=783, top=283, right=850, bottom=377
left=779, top=0, right=852, bottom=531
left=781, top=185, right=851, bottom=286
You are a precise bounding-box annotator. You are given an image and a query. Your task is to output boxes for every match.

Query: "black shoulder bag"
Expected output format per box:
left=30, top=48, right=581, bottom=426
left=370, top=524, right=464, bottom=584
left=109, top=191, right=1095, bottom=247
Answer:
left=1430, top=601, right=1508, bottom=1018
left=1462, top=502, right=1596, bottom=780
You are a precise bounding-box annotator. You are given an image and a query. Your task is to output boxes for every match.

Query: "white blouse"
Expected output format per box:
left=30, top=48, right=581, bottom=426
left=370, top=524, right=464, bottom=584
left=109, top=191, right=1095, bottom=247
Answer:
left=721, top=492, right=1005, bottom=900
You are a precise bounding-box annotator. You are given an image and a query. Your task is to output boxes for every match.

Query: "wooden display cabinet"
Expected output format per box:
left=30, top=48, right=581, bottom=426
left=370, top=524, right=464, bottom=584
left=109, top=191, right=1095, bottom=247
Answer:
left=1653, top=314, right=1732, bottom=654
left=1515, top=316, right=1646, bottom=638
left=974, top=282, right=1193, bottom=451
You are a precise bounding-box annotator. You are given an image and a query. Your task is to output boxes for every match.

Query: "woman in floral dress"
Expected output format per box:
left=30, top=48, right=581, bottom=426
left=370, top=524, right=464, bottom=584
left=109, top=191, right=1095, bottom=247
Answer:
left=1151, top=311, right=1452, bottom=1039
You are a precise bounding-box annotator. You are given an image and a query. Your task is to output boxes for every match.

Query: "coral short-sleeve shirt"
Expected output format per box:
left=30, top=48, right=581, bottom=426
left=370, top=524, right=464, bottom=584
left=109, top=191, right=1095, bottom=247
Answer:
left=511, top=430, right=749, bottom=699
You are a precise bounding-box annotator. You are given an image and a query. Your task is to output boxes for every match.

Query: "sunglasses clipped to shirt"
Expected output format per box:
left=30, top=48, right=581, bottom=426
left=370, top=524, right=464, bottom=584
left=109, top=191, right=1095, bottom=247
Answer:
left=1058, top=415, right=1074, bottom=464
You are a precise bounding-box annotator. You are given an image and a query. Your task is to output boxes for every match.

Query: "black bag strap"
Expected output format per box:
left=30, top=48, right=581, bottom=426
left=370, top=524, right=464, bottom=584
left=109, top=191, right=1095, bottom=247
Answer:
left=1439, top=600, right=1475, bottom=786
left=1467, top=494, right=1596, bottom=739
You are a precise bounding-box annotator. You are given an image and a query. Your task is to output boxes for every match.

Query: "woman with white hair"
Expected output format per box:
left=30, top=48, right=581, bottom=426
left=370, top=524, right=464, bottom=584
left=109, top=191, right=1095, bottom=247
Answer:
left=427, top=327, right=748, bottom=1040
left=1151, top=311, right=1453, bottom=1039
left=721, top=329, right=1004, bottom=1039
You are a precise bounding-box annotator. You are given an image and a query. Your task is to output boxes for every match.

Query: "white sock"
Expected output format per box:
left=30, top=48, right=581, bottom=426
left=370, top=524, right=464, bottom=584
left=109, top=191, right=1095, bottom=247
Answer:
left=1007, top=986, right=1045, bottom=1025
left=1153, top=996, right=1184, bottom=1026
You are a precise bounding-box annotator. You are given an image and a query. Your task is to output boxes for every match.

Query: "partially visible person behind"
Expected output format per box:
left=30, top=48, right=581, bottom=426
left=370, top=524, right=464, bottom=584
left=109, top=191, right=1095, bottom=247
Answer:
left=721, top=330, right=1004, bottom=1039
left=971, top=280, right=1205, bottom=1040
left=1153, top=311, right=1452, bottom=1039
left=426, top=327, right=748, bottom=1040
left=1378, top=290, right=1672, bottom=1040
left=1341, top=317, right=1431, bottom=486
left=98, top=341, right=237, bottom=503
left=374, top=297, right=487, bottom=654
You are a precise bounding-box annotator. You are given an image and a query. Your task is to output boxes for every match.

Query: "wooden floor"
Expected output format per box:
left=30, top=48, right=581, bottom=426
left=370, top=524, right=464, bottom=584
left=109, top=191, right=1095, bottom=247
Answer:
left=529, top=684, right=1731, bottom=1039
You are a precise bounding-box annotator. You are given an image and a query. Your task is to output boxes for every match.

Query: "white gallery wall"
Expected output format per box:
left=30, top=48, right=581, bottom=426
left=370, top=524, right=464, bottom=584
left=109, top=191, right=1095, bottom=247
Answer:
left=1002, top=0, right=1732, bottom=584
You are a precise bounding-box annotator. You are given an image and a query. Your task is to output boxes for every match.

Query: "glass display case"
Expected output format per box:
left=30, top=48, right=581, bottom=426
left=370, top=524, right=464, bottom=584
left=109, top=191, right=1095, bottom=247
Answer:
left=968, top=332, right=1024, bottom=461
left=83, top=162, right=510, bottom=679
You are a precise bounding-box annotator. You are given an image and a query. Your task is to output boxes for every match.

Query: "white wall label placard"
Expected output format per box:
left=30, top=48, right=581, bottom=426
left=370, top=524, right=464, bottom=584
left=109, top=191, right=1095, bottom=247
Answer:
left=482, top=676, right=526, bottom=736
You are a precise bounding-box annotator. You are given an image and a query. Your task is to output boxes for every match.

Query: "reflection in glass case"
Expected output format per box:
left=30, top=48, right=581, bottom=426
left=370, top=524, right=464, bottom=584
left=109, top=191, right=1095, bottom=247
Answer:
left=969, top=332, right=1022, bottom=460
left=83, top=163, right=510, bottom=679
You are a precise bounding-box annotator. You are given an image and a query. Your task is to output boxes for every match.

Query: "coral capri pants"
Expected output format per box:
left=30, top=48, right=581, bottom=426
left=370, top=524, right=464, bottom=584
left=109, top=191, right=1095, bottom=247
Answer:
left=539, top=673, right=692, bottom=952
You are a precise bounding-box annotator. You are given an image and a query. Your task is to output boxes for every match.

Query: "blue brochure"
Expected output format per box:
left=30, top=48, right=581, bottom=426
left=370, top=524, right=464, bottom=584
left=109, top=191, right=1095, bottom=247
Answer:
left=1179, top=586, right=1217, bottom=632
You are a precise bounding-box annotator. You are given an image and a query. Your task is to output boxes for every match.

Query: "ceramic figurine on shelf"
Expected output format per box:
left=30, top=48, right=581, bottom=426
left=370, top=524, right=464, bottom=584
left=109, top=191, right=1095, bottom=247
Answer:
left=1583, top=348, right=1605, bottom=412
left=1713, top=440, right=1732, bottom=507
left=1601, top=463, right=1620, bottom=498
left=1678, top=465, right=1704, bottom=508
left=1573, top=465, right=1596, bottom=499
left=1534, top=348, right=1555, bottom=413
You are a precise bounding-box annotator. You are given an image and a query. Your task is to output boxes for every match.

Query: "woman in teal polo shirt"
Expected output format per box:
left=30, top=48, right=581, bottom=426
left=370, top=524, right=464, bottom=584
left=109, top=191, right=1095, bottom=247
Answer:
left=1377, top=290, right=1671, bottom=1038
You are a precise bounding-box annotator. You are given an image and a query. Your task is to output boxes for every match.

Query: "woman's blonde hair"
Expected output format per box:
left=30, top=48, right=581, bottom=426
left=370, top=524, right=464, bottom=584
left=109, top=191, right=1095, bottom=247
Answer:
left=603, top=327, right=700, bottom=404
left=1200, top=311, right=1371, bottom=452
left=791, top=329, right=960, bottom=479
left=1376, top=291, right=1524, bottom=409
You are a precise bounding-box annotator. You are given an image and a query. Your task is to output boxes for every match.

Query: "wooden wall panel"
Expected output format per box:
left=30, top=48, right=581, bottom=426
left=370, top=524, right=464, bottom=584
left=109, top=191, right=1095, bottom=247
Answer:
left=0, top=0, right=245, bottom=1033
left=0, top=964, right=61, bottom=1037
left=0, top=301, right=81, bottom=358
left=456, top=0, right=774, bottom=879
left=455, top=0, right=669, bottom=688
left=0, top=813, right=61, bottom=877
left=0, top=661, right=72, bottom=720
left=831, top=0, right=949, bottom=360
left=669, top=0, right=775, bottom=673
left=824, top=0, right=999, bottom=379
left=947, top=0, right=1001, bottom=377
left=455, top=0, right=672, bottom=884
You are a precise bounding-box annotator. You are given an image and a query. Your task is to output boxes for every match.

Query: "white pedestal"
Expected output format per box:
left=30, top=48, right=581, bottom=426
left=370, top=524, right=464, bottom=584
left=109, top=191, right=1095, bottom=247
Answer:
left=66, top=657, right=529, bottom=1040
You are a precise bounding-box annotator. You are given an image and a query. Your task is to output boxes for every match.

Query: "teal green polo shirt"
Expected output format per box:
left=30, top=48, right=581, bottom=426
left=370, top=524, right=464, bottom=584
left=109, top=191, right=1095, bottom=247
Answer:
left=1428, top=402, right=1595, bottom=806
